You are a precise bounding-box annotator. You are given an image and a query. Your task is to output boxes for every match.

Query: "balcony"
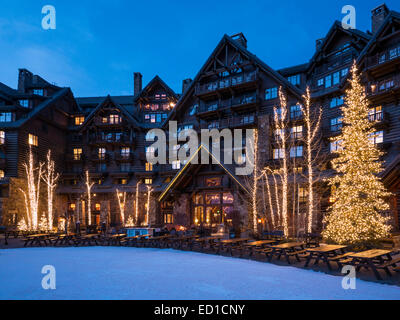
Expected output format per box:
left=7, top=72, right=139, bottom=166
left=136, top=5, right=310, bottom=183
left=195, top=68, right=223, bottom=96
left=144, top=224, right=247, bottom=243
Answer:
left=196, top=94, right=259, bottom=117
left=93, top=116, right=124, bottom=127
left=88, top=134, right=133, bottom=146
left=366, top=75, right=400, bottom=101
left=201, top=115, right=257, bottom=130
left=368, top=111, right=389, bottom=127
left=114, top=153, right=134, bottom=162
left=90, top=153, right=112, bottom=162
left=195, top=71, right=258, bottom=97
left=365, top=45, right=400, bottom=75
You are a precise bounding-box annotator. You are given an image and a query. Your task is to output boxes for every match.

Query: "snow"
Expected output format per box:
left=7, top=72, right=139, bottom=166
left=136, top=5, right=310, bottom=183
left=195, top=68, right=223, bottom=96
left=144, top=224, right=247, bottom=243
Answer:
left=0, top=247, right=398, bottom=300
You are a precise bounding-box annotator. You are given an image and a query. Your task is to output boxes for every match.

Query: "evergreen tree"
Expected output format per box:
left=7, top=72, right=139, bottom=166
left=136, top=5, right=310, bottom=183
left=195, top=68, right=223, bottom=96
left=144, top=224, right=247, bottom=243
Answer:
left=322, top=63, right=391, bottom=244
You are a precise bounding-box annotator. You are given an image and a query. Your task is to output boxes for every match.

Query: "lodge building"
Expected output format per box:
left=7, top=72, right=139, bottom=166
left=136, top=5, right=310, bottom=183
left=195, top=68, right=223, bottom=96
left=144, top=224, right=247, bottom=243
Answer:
left=0, top=4, right=400, bottom=235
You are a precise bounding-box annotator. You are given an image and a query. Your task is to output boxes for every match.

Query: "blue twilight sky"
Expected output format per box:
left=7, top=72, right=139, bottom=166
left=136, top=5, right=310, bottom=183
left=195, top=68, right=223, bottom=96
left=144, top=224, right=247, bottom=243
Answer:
left=0, top=0, right=398, bottom=97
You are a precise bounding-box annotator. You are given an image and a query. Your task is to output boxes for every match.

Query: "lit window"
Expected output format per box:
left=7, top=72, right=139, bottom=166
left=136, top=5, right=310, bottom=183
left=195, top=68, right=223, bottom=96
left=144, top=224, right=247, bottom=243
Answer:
left=0, top=113, right=13, bottom=122
left=287, top=74, right=300, bottom=86
left=290, top=105, right=302, bottom=119
left=341, top=68, right=349, bottom=77
left=33, top=89, right=44, bottom=96
left=265, top=87, right=278, bottom=100
left=291, top=126, right=303, bottom=139
left=28, top=134, right=38, bottom=146
left=290, top=146, right=303, bottom=158
left=95, top=203, right=101, bottom=211
left=145, top=178, right=153, bottom=185
left=325, top=75, right=332, bottom=88
left=109, top=114, right=121, bottom=124
left=369, top=131, right=384, bottom=145
left=330, top=117, right=343, bottom=132
left=73, top=148, right=82, bottom=160
left=330, top=96, right=344, bottom=108
left=69, top=203, right=76, bottom=210
left=368, top=106, right=383, bottom=122
left=120, top=179, right=128, bottom=185
left=330, top=140, right=343, bottom=153
left=0, top=170, right=4, bottom=179
left=75, top=116, right=85, bottom=126
left=121, top=147, right=130, bottom=159
left=317, top=78, right=324, bottom=86
left=19, top=100, right=29, bottom=108
left=172, top=160, right=181, bottom=170
left=145, top=162, right=153, bottom=172
left=98, top=148, right=106, bottom=160
left=298, top=187, right=308, bottom=203
left=273, top=148, right=284, bottom=160
left=0, top=131, right=4, bottom=145
left=293, top=167, right=303, bottom=174
left=333, top=72, right=340, bottom=85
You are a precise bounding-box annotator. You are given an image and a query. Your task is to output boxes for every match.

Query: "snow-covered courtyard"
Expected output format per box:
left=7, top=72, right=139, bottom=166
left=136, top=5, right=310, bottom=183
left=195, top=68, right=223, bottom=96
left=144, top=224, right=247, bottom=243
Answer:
left=0, top=247, right=398, bottom=300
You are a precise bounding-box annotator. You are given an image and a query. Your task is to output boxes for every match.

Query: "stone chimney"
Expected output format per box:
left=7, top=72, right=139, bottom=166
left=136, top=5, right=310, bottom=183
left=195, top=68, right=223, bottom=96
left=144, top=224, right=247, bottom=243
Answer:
left=230, top=33, right=247, bottom=48
left=18, top=68, right=33, bottom=93
left=182, top=78, right=192, bottom=94
left=134, top=72, right=142, bottom=96
left=371, top=4, right=389, bottom=34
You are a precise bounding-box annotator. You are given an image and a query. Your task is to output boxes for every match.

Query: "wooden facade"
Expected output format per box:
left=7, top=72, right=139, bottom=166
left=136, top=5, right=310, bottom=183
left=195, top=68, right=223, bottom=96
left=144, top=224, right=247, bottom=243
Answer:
left=0, top=4, right=400, bottom=233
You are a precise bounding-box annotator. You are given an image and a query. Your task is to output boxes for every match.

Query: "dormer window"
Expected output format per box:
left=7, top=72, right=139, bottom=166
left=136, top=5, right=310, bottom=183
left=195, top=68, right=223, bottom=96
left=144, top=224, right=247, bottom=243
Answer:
left=33, top=89, right=44, bottom=96
left=287, top=74, right=300, bottom=86
left=109, top=114, right=121, bottom=124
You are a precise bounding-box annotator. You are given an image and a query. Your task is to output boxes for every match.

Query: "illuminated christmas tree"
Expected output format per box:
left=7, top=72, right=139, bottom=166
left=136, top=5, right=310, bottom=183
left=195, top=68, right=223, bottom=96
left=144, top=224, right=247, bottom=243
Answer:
left=322, top=63, right=391, bottom=244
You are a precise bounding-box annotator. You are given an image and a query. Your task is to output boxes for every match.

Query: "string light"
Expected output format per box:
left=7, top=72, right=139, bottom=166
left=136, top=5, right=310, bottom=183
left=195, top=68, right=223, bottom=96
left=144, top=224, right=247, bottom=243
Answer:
left=85, top=170, right=95, bottom=226
left=116, top=189, right=126, bottom=227
left=300, top=88, right=322, bottom=233
left=42, top=150, right=60, bottom=231
left=145, top=186, right=153, bottom=227
left=135, top=181, right=141, bottom=225
left=322, top=63, right=391, bottom=244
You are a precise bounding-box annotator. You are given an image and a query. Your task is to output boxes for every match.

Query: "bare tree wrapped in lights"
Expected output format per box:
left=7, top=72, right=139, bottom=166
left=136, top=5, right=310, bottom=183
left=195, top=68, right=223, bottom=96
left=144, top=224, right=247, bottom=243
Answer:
left=116, top=189, right=126, bottom=227
left=85, top=170, right=95, bottom=226
left=300, top=88, right=323, bottom=233
left=41, top=150, right=60, bottom=230
left=19, top=147, right=44, bottom=231
left=322, top=63, right=391, bottom=244
left=145, top=185, right=153, bottom=227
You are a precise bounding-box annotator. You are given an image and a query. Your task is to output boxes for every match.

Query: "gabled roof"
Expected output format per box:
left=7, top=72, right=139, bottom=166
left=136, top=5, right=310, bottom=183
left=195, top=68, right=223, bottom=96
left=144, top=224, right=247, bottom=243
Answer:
left=357, top=10, right=400, bottom=65
left=0, top=87, right=72, bottom=129
left=158, top=144, right=249, bottom=202
left=0, top=82, right=18, bottom=97
left=134, top=75, right=179, bottom=102
left=163, top=34, right=304, bottom=125
left=307, top=20, right=371, bottom=73
left=278, top=63, right=309, bottom=77
left=78, top=95, right=141, bottom=131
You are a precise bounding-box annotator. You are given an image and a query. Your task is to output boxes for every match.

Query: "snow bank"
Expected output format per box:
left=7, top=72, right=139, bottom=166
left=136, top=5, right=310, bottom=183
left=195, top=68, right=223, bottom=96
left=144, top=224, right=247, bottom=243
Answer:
left=0, top=247, right=398, bottom=300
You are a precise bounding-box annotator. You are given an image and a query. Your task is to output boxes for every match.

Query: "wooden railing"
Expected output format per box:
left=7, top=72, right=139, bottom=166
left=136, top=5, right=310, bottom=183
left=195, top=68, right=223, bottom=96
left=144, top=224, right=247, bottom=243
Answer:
left=200, top=115, right=257, bottom=129
left=365, top=45, right=400, bottom=69
left=197, top=94, right=258, bottom=114
left=366, top=75, right=400, bottom=96
left=195, top=71, right=257, bottom=95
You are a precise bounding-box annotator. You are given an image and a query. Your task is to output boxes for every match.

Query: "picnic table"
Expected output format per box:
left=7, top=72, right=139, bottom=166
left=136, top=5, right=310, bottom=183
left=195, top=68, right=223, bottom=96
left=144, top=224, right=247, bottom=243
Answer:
left=193, top=236, right=222, bottom=252
left=238, top=240, right=278, bottom=257
left=77, top=234, right=102, bottom=246
left=216, top=238, right=250, bottom=256
left=305, top=245, right=349, bottom=270
left=103, top=234, right=126, bottom=246
left=269, top=242, right=306, bottom=264
left=170, top=235, right=199, bottom=250
left=121, top=234, right=150, bottom=247
left=348, top=249, right=400, bottom=280
left=50, top=233, right=76, bottom=246
left=24, top=234, right=52, bottom=247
